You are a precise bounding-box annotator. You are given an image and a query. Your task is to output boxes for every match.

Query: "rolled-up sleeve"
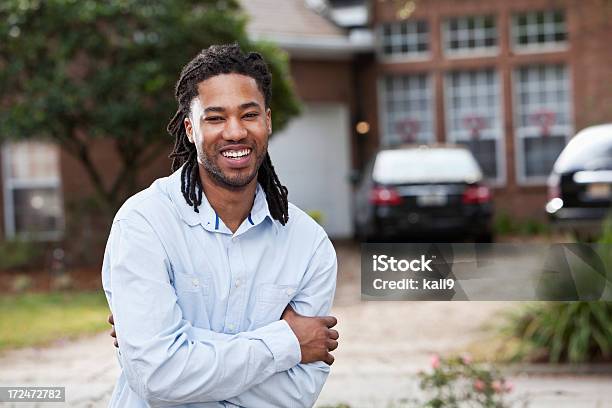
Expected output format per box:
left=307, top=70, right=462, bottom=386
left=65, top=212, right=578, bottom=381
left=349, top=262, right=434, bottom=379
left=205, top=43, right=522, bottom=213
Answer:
left=107, top=212, right=301, bottom=407
left=225, top=233, right=338, bottom=408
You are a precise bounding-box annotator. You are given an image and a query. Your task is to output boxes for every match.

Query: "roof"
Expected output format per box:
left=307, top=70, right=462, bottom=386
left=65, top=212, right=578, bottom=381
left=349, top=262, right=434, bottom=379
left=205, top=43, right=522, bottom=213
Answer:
left=241, top=0, right=346, bottom=39
left=239, top=0, right=373, bottom=58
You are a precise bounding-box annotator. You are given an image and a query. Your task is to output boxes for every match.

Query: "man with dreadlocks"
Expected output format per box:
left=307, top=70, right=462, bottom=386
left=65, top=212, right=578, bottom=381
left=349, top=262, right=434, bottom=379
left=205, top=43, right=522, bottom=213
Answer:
left=101, top=43, right=339, bottom=408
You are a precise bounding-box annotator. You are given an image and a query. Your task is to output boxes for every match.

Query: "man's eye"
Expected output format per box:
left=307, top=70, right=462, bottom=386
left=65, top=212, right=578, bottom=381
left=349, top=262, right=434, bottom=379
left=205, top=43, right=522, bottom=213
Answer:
left=243, top=112, right=259, bottom=119
left=205, top=116, right=224, bottom=122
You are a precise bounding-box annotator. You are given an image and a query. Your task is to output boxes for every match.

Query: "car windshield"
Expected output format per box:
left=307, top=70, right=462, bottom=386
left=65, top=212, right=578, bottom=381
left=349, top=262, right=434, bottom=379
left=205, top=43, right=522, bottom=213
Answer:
left=554, top=129, right=612, bottom=173
left=373, top=148, right=483, bottom=184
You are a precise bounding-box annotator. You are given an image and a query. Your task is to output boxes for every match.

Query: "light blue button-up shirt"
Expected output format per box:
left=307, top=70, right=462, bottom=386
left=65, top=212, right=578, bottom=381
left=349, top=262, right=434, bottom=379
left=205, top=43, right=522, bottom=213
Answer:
left=101, top=167, right=337, bottom=408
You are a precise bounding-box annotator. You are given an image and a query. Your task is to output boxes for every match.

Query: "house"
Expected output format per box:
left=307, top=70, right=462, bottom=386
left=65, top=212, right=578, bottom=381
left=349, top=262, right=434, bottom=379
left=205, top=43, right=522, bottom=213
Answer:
left=2, top=0, right=612, bottom=252
left=233, top=0, right=612, bottom=233
left=369, top=0, right=612, bottom=219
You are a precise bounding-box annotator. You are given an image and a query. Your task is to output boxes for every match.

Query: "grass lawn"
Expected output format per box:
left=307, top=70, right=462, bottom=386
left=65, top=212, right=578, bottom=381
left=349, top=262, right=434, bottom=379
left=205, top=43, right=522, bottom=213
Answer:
left=0, top=291, right=110, bottom=351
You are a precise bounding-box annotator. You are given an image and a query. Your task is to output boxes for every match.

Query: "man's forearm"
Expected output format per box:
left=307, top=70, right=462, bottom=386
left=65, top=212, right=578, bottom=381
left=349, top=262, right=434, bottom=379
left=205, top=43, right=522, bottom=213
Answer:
left=187, top=325, right=329, bottom=408
left=225, top=362, right=329, bottom=408
left=116, top=315, right=300, bottom=406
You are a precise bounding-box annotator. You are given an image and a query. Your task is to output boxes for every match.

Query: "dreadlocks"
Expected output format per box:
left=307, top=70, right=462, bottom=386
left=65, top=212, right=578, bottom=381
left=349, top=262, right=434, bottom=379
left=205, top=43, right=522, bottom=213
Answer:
left=167, top=44, right=289, bottom=225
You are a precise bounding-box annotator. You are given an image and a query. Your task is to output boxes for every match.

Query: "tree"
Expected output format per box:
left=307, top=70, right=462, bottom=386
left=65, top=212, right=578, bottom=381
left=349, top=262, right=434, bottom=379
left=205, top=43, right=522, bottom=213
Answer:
left=0, top=0, right=301, bottom=212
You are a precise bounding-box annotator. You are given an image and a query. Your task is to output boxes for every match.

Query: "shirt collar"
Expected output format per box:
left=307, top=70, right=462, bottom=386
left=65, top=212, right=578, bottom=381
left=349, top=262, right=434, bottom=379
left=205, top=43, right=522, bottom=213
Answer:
left=168, top=166, right=279, bottom=234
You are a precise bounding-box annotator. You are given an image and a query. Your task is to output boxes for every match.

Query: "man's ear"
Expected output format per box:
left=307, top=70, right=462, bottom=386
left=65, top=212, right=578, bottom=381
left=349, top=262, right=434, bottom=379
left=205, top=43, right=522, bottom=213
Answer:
left=184, top=117, right=194, bottom=143
left=266, top=108, right=272, bottom=134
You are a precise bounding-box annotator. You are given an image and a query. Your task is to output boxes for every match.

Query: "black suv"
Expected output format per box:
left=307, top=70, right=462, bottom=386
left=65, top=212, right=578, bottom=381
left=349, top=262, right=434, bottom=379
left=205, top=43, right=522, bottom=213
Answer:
left=546, top=124, right=612, bottom=240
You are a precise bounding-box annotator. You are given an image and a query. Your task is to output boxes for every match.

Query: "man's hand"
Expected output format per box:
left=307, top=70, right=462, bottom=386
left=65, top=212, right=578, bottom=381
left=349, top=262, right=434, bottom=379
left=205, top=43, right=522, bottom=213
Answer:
left=281, top=305, right=339, bottom=366
left=108, top=314, right=118, bottom=348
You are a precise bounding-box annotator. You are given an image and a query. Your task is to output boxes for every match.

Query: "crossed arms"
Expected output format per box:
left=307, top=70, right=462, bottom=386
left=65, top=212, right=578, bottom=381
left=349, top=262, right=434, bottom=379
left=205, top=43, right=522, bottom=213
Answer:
left=103, top=215, right=338, bottom=407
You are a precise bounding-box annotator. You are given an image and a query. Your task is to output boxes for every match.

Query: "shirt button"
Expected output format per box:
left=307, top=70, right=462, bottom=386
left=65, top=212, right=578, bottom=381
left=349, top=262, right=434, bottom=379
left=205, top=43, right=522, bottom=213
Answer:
left=285, top=288, right=295, bottom=296
left=235, top=279, right=242, bottom=288
left=231, top=236, right=238, bottom=243
left=192, top=278, right=200, bottom=287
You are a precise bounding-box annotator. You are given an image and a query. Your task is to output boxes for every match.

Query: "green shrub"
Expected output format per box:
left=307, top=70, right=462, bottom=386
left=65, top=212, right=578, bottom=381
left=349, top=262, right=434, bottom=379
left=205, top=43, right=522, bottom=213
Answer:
left=493, top=213, right=549, bottom=237
left=502, top=213, right=612, bottom=363
left=505, top=302, right=612, bottom=363
left=520, top=219, right=549, bottom=236
left=599, top=213, right=612, bottom=244
left=493, top=213, right=516, bottom=235
left=0, top=239, right=41, bottom=270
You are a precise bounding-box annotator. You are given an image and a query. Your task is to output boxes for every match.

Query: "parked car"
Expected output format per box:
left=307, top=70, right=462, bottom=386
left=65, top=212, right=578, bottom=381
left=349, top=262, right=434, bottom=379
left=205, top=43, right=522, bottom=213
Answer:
left=546, top=124, right=612, bottom=240
left=354, top=144, right=494, bottom=242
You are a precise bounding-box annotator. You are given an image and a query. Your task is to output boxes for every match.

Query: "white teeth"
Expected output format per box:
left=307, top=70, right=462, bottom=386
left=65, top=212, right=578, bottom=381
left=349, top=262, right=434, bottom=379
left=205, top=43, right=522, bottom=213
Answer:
left=222, top=148, right=251, bottom=158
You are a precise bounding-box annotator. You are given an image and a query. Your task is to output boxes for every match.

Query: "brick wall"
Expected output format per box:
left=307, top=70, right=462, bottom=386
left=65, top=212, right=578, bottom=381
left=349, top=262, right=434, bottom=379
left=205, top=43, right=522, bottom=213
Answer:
left=371, top=0, right=612, bottom=221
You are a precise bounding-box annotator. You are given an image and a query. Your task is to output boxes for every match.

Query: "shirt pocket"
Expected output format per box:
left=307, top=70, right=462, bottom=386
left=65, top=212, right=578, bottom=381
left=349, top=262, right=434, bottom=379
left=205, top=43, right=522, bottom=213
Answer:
left=172, top=272, right=210, bottom=324
left=252, top=283, right=298, bottom=328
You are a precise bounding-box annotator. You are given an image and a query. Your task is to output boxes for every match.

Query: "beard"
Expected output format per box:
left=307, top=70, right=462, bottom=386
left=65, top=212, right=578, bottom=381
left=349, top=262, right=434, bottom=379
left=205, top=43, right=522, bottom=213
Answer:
left=198, top=144, right=267, bottom=189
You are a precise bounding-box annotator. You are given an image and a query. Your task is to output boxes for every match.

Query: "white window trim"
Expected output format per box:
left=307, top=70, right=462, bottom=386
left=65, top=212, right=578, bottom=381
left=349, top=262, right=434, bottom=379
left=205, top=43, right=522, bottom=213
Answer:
left=443, top=70, right=506, bottom=186
left=511, top=41, right=568, bottom=55
left=510, top=10, right=568, bottom=54
left=377, top=74, right=436, bottom=148
left=1, top=142, right=65, bottom=241
left=378, top=52, right=431, bottom=64
left=442, top=16, right=500, bottom=59
left=512, top=65, right=574, bottom=186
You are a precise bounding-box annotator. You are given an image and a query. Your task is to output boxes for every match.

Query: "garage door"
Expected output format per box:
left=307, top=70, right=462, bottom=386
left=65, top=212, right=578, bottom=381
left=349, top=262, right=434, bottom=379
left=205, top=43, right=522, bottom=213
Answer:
left=268, top=102, right=353, bottom=238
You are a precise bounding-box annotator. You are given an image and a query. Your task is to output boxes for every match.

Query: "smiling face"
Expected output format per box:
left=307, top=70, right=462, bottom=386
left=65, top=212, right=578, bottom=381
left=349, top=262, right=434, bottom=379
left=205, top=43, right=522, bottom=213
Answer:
left=184, top=73, right=271, bottom=189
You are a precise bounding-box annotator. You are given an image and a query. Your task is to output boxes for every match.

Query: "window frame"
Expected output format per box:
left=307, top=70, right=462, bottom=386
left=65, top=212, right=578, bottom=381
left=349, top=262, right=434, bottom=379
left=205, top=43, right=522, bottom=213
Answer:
left=377, top=73, right=436, bottom=147
left=377, top=19, right=431, bottom=63
left=1, top=141, right=65, bottom=241
left=443, top=68, right=506, bottom=186
left=512, top=64, right=574, bottom=185
left=442, top=14, right=499, bottom=59
left=511, top=9, right=568, bottom=54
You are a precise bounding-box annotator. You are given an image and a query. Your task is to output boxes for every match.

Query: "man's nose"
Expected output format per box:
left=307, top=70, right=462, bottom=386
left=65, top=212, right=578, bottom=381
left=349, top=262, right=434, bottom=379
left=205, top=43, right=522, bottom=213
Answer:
left=223, top=117, right=247, bottom=141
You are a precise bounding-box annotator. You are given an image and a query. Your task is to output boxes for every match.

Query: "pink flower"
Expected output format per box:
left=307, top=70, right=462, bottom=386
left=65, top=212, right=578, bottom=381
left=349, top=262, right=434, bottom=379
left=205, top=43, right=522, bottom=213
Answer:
left=473, top=379, right=485, bottom=392
left=504, top=381, right=514, bottom=393
left=430, top=354, right=440, bottom=369
left=461, top=353, right=473, bottom=365
left=492, top=380, right=503, bottom=393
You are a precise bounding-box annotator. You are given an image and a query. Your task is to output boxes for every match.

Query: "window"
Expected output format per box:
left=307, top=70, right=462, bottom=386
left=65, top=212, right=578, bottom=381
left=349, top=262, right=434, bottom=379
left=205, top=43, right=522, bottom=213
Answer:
left=512, top=10, right=567, bottom=52
left=2, top=141, right=64, bottom=239
left=514, top=64, right=572, bottom=183
left=380, top=74, right=435, bottom=146
left=443, top=15, right=498, bottom=56
left=379, top=20, right=429, bottom=58
left=445, top=69, right=504, bottom=183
